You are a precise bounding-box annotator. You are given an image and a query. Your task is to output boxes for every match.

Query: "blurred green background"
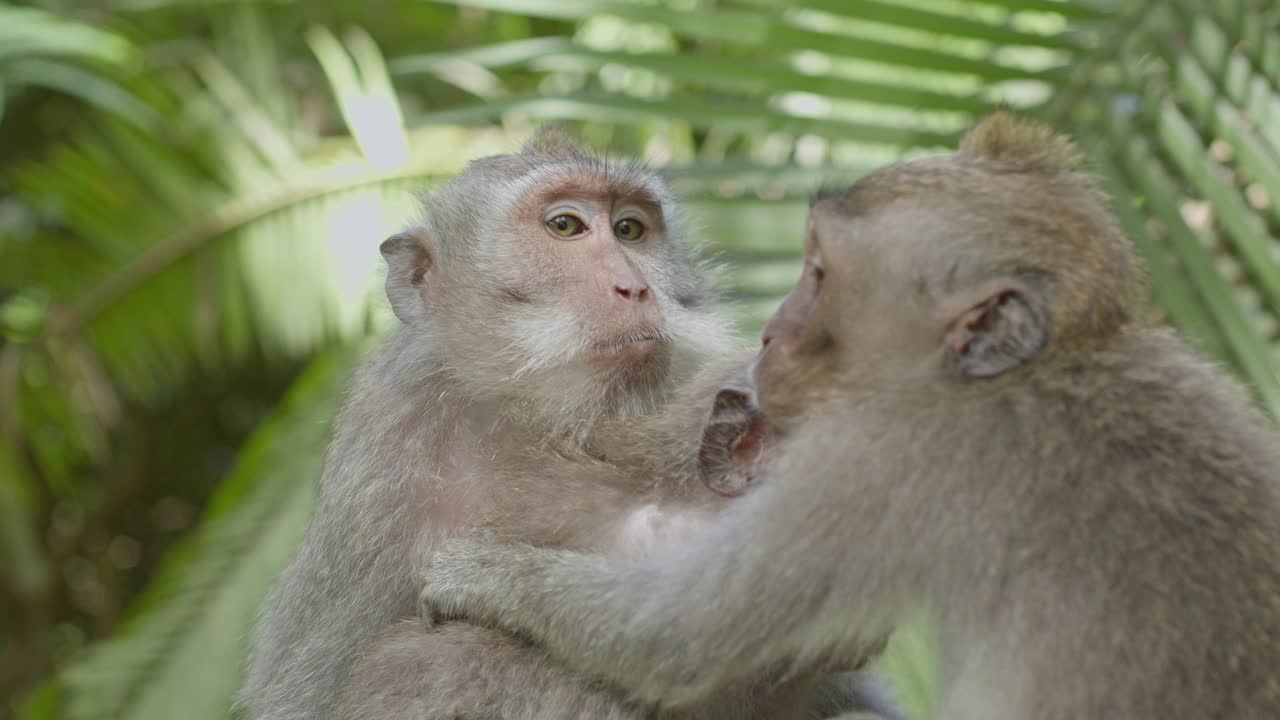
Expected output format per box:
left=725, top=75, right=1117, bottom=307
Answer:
left=4, top=0, right=1280, bottom=718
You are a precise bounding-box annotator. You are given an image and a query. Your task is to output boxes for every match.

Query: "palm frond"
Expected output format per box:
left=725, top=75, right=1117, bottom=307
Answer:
left=5, top=25, right=521, bottom=715
left=387, top=0, right=1114, bottom=346
left=1061, top=0, right=1280, bottom=415
left=34, top=344, right=364, bottom=720
left=0, top=437, right=47, bottom=595
left=402, top=0, right=1101, bottom=147
left=3, top=30, right=513, bottom=490
left=0, top=5, right=152, bottom=126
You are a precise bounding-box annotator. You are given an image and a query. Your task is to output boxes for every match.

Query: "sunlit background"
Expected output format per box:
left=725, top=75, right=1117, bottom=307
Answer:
left=4, top=1, right=1280, bottom=718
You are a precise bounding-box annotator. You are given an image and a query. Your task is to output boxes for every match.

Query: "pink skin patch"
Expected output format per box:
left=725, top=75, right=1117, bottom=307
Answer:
left=732, top=416, right=770, bottom=464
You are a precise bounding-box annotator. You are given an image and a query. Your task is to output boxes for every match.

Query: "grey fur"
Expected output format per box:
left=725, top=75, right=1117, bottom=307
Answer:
left=418, top=117, right=1280, bottom=719
left=237, top=130, right=900, bottom=720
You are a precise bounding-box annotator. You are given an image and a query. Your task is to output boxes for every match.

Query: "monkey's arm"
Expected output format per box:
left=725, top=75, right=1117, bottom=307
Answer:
left=423, top=435, right=922, bottom=709
left=338, top=621, right=901, bottom=720
left=331, top=621, right=646, bottom=720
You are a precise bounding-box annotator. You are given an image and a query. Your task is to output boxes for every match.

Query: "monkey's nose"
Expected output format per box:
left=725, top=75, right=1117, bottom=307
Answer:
left=761, top=333, right=773, bottom=348
left=614, top=285, right=651, bottom=302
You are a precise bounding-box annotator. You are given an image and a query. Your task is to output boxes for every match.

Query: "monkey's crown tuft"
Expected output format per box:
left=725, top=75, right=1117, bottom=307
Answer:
left=520, top=125, right=589, bottom=160
left=958, top=110, right=1083, bottom=176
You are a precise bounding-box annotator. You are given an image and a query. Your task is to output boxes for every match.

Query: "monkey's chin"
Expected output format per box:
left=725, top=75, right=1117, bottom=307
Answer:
left=589, top=342, right=672, bottom=409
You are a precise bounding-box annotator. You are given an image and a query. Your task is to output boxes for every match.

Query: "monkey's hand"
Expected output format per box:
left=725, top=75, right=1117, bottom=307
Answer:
left=418, top=533, right=524, bottom=631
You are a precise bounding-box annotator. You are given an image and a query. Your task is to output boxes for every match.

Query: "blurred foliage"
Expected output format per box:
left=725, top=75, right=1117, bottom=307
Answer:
left=2, top=0, right=1280, bottom=718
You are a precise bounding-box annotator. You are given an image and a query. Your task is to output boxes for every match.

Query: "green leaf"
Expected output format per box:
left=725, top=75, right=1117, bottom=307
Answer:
left=418, top=92, right=961, bottom=147
left=0, top=437, right=49, bottom=595
left=1095, top=109, right=1280, bottom=417
left=1085, top=148, right=1228, bottom=361
left=0, top=6, right=134, bottom=66
left=740, top=0, right=1086, bottom=49
left=425, top=0, right=1067, bottom=80
left=1, top=59, right=155, bottom=128
left=1154, top=100, right=1280, bottom=317
left=0, top=5, right=143, bottom=124
left=49, top=343, right=367, bottom=720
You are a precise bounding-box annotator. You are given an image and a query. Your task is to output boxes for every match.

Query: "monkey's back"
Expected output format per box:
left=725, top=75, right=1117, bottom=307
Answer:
left=1017, top=326, right=1280, bottom=719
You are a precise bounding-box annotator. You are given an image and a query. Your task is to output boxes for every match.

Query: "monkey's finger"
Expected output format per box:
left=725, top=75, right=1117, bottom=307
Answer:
left=417, top=586, right=442, bottom=630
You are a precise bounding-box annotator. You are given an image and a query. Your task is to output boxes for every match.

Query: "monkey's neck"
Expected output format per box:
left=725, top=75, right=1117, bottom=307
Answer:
left=414, top=372, right=607, bottom=460
left=381, top=331, right=668, bottom=452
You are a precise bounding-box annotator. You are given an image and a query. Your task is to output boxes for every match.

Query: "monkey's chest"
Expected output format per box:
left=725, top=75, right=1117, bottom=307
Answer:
left=613, top=504, right=708, bottom=558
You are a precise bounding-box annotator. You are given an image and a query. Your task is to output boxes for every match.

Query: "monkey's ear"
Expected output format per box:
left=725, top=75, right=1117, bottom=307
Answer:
left=944, top=283, right=1048, bottom=379
left=381, top=228, right=434, bottom=324
left=698, top=386, right=773, bottom=497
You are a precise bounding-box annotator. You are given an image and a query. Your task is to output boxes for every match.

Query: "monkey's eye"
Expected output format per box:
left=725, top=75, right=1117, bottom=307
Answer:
left=613, top=218, right=646, bottom=242
left=810, top=264, right=825, bottom=283
left=547, top=215, right=586, bottom=237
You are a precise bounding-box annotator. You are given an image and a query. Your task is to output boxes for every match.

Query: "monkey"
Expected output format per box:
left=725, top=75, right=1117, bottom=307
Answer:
left=417, top=111, right=1280, bottom=720
left=237, top=129, right=901, bottom=720
left=330, top=357, right=900, bottom=720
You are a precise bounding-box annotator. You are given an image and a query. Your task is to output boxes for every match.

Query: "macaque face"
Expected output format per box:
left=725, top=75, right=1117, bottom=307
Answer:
left=752, top=176, right=1061, bottom=425
left=752, top=213, right=839, bottom=423
left=387, top=138, right=731, bottom=420
left=751, top=193, right=960, bottom=423
left=514, top=175, right=670, bottom=365
left=478, top=172, right=687, bottom=402
left=409, top=154, right=730, bottom=420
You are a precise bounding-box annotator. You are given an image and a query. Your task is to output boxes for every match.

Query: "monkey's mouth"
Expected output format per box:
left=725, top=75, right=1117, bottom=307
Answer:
left=595, top=328, right=664, bottom=350
left=591, top=329, right=668, bottom=360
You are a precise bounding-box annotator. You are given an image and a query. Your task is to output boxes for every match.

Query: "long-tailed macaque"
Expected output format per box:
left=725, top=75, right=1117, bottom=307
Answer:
left=238, top=130, right=899, bottom=720
left=330, top=358, right=899, bottom=720
left=419, top=113, right=1280, bottom=720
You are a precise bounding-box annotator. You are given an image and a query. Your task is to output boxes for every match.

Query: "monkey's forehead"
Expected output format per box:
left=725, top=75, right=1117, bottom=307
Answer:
left=522, top=157, right=674, bottom=202
left=419, top=162, right=681, bottom=251
left=811, top=159, right=968, bottom=220
left=473, top=161, right=676, bottom=215
left=814, top=155, right=1095, bottom=226
left=472, top=146, right=668, bottom=184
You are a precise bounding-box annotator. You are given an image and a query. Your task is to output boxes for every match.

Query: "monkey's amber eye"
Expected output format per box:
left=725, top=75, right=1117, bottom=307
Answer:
left=547, top=215, right=586, bottom=237
left=613, top=218, right=645, bottom=241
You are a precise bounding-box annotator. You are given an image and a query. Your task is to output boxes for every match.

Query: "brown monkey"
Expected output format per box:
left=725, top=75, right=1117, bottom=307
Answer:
left=419, top=112, right=1280, bottom=720
left=238, top=131, right=899, bottom=720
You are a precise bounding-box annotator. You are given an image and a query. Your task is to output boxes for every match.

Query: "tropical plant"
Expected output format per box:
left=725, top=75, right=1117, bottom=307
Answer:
left=0, top=5, right=147, bottom=125
left=3, top=1, right=1279, bottom=719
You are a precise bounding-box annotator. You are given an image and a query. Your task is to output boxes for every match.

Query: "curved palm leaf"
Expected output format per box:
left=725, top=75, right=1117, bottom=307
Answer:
left=38, top=344, right=364, bottom=720
left=0, top=5, right=152, bottom=126
left=6, top=24, right=520, bottom=719
left=400, top=0, right=1098, bottom=143
left=3, top=29, right=512, bottom=491
left=1056, top=0, right=1280, bottom=415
